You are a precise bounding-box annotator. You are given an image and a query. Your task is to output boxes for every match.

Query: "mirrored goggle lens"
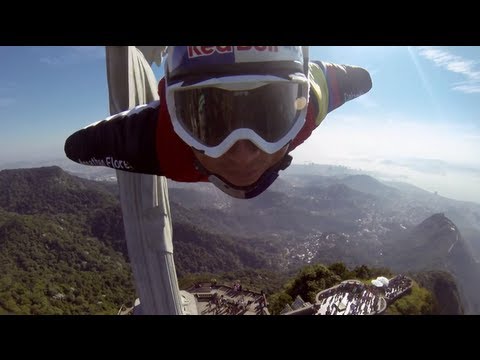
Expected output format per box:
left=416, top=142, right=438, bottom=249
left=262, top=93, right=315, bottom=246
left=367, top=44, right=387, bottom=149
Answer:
left=173, top=82, right=306, bottom=147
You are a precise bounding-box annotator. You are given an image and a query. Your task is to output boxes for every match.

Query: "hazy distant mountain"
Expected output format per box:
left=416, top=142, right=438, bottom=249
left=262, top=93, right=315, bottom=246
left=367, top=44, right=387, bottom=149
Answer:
left=382, top=179, right=480, bottom=261
left=383, top=180, right=434, bottom=196
left=0, top=158, right=116, bottom=182
left=337, top=175, right=401, bottom=198
left=386, top=213, right=464, bottom=269
left=0, top=166, right=117, bottom=215
left=283, top=163, right=363, bottom=177
left=385, top=213, right=480, bottom=313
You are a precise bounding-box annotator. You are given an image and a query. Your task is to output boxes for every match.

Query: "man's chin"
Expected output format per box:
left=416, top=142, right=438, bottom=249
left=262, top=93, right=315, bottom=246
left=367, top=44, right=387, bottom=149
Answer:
left=223, top=171, right=262, bottom=188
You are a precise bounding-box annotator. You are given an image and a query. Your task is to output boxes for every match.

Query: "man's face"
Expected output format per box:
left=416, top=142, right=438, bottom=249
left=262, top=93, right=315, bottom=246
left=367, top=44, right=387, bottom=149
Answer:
left=193, top=140, right=289, bottom=187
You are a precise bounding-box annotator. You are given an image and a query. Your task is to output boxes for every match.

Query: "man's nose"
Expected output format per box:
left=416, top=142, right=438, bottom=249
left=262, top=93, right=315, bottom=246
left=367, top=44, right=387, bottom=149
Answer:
left=225, top=140, right=261, bottom=164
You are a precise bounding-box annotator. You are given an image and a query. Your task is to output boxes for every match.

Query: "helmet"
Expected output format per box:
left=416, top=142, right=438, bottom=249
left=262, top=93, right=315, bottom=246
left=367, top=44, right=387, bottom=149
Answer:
left=165, top=46, right=310, bottom=158
left=164, top=46, right=310, bottom=199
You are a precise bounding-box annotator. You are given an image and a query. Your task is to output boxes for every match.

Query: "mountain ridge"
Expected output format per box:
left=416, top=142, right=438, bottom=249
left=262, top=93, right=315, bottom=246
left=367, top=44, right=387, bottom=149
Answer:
left=0, top=165, right=472, bottom=314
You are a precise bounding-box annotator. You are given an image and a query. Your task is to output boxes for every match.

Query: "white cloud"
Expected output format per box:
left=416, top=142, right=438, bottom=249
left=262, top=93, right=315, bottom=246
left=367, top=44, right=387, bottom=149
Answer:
left=290, top=113, right=480, bottom=167
left=464, top=134, right=480, bottom=140
left=40, top=46, right=105, bottom=65
left=40, top=57, right=61, bottom=65
left=417, top=46, right=480, bottom=94
left=452, top=82, right=480, bottom=94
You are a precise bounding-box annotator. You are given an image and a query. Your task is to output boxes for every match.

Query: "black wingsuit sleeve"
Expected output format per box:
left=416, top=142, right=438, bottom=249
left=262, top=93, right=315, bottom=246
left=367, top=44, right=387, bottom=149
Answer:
left=64, top=101, right=162, bottom=175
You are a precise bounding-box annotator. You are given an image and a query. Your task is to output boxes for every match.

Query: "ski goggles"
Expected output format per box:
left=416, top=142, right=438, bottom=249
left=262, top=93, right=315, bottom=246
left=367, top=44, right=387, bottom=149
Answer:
left=166, top=75, right=309, bottom=158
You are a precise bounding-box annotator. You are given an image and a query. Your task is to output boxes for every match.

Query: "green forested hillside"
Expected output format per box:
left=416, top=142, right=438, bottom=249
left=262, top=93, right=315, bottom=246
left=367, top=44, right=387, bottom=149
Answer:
left=411, top=270, right=464, bottom=314
left=0, top=209, right=135, bottom=314
left=0, top=167, right=466, bottom=315
left=173, top=214, right=277, bottom=276
left=0, top=167, right=281, bottom=314
left=384, top=281, right=435, bottom=315
left=0, top=166, right=117, bottom=215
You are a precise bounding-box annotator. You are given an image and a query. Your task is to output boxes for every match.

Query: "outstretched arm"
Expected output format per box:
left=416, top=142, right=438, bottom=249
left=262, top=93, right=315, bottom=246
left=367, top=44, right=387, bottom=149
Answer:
left=316, top=61, right=373, bottom=113
left=289, top=61, right=372, bottom=151
left=64, top=101, right=162, bottom=175
left=309, top=60, right=373, bottom=125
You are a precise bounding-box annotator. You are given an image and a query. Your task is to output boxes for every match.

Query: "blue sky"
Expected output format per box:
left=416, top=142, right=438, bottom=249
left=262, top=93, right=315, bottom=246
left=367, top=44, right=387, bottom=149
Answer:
left=0, top=46, right=479, bottom=203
